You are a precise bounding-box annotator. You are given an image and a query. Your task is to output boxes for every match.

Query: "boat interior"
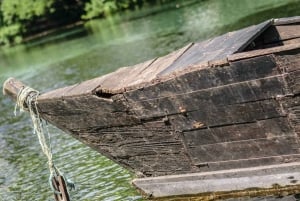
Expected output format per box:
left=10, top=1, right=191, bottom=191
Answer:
left=244, top=19, right=300, bottom=51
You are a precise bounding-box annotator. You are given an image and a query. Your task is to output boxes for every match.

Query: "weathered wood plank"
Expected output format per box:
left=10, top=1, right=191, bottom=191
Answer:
left=121, top=43, right=194, bottom=88
left=129, top=75, right=288, bottom=119
left=228, top=43, right=300, bottom=62
left=125, top=55, right=279, bottom=101
left=276, top=24, right=300, bottom=41
left=133, top=162, right=300, bottom=199
left=38, top=95, right=126, bottom=115
left=182, top=116, right=298, bottom=165
left=39, top=76, right=108, bottom=99
left=169, top=99, right=283, bottom=131
left=137, top=154, right=300, bottom=176
left=42, top=111, right=139, bottom=130
left=124, top=153, right=196, bottom=177
left=68, top=122, right=198, bottom=176
left=274, top=16, right=300, bottom=25
left=38, top=92, right=142, bottom=130
left=97, top=58, right=156, bottom=93
left=195, top=154, right=300, bottom=171
left=38, top=94, right=140, bottom=130
left=183, top=117, right=293, bottom=146
left=283, top=37, right=300, bottom=45
left=186, top=136, right=300, bottom=164
left=158, top=20, right=271, bottom=76
left=38, top=84, right=78, bottom=100
left=66, top=117, right=300, bottom=176
left=92, top=43, right=195, bottom=93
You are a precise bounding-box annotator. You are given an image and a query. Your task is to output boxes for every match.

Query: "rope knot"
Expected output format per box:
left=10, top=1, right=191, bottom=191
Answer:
left=14, top=86, right=39, bottom=115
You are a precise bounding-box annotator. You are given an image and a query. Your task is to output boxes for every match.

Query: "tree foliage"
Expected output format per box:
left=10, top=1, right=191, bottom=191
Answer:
left=1, top=0, right=54, bottom=24
left=0, top=0, right=55, bottom=45
left=82, top=0, right=117, bottom=19
left=0, top=0, right=173, bottom=46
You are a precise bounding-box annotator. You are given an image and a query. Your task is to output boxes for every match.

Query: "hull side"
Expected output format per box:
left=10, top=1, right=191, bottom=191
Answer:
left=36, top=48, right=300, bottom=178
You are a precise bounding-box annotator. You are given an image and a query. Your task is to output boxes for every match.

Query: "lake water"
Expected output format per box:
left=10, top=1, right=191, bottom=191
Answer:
left=1, top=0, right=300, bottom=200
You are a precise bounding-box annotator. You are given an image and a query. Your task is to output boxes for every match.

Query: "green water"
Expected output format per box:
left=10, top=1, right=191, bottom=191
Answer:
left=1, top=0, right=300, bottom=200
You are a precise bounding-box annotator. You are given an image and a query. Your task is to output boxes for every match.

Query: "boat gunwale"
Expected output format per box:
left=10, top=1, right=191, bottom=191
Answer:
left=34, top=17, right=300, bottom=102
left=112, top=42, right=300, bottom=94
left=36, top=42, right=300, bottom=104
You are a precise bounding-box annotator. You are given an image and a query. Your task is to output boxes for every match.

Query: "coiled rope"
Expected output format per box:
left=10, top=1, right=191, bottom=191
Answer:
left=14, top=86, right=74, bottom=200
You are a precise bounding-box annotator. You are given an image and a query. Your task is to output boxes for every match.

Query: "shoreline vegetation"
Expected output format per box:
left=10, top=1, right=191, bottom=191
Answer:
left=0, top=0, right=199, bottom=47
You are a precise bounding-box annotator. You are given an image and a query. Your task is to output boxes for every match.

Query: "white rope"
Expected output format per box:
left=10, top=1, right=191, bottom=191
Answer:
left=14, top=86, right=55, bottom=175
left=14, top=86, right=75, bottom=199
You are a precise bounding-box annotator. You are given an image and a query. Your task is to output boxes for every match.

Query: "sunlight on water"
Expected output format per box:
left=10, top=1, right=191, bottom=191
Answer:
left=1, top=0, right=300, bottom=200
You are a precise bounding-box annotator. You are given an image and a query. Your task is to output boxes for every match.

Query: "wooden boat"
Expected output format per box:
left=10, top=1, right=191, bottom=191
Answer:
left=3, top=16, right=300, bottom=200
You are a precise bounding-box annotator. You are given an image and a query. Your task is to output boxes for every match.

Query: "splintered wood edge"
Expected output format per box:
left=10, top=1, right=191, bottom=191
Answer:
left=132, top=162, right=300, bottom=199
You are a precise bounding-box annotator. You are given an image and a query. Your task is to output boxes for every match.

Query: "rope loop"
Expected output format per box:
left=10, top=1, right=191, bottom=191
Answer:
left=14, top=86, right=56, bottom=174
left=14, top=86, right=75, bottom=197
